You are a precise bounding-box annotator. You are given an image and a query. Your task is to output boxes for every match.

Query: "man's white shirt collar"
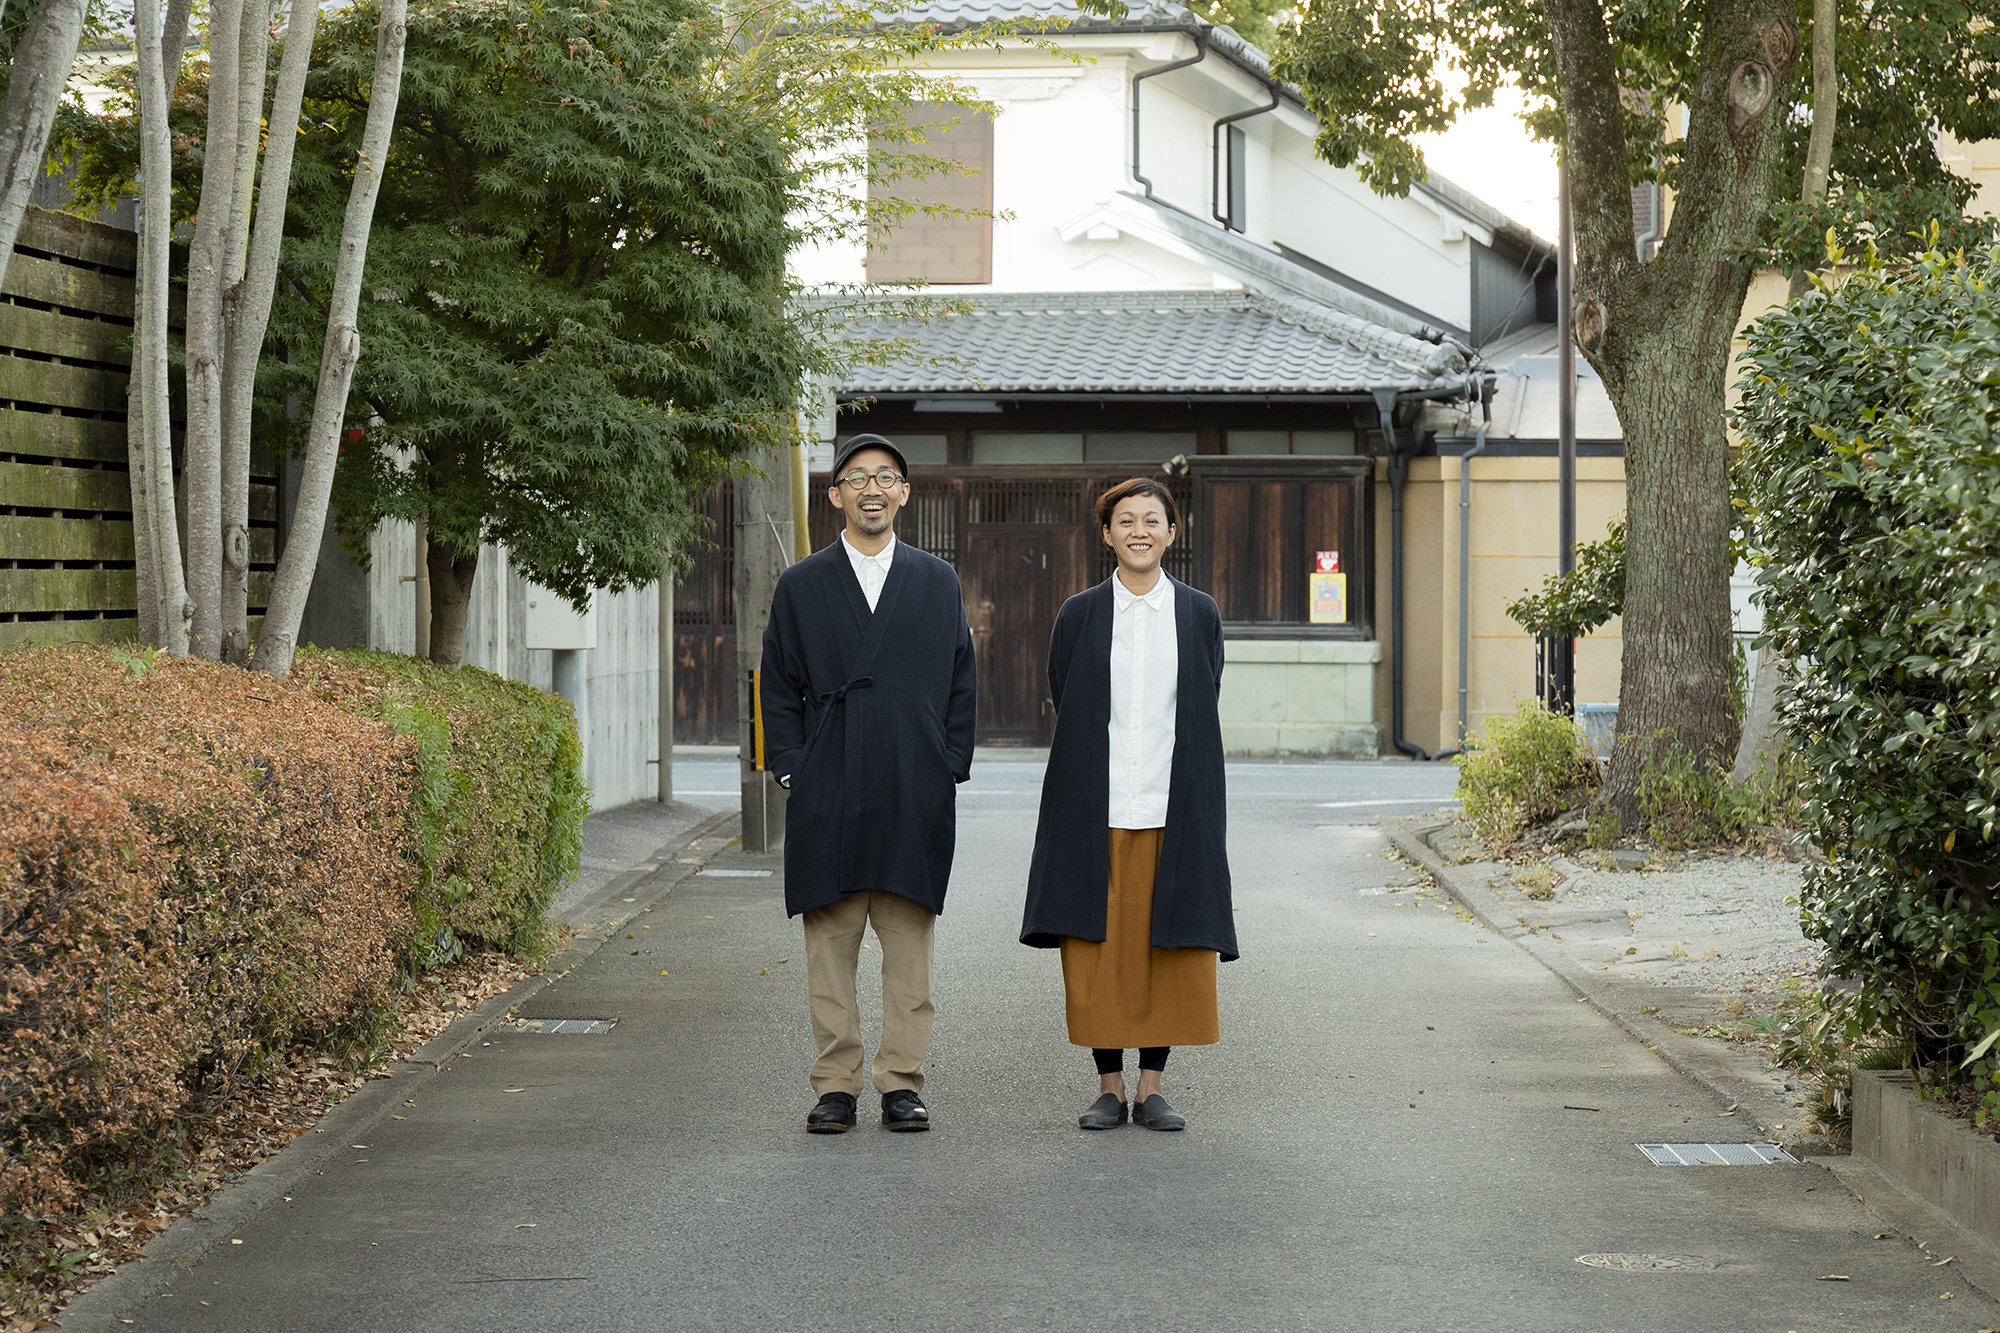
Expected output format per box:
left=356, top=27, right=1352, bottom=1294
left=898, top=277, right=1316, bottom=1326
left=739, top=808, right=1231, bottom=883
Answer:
left=841, top=532, right=897, bottom=566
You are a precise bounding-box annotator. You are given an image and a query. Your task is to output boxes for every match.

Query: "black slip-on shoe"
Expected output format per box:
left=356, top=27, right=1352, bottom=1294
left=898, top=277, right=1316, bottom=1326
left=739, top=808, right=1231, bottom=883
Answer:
left=806, top=1091, right=857, bottom=1134
left=881, top=1089, right=931, bottom=1132
left=1132, top=1094, right=1186, bottom=1131
left=1079, top=1092, right=1128, bottom=1130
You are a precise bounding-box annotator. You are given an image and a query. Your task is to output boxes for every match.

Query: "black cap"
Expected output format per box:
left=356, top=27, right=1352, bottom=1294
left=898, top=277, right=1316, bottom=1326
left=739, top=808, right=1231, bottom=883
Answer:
left=831, top=433, right=909, bottom=481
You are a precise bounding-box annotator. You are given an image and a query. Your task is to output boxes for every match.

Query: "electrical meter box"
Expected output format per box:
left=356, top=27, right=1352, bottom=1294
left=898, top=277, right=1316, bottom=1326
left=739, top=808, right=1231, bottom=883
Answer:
left=523, top=583, right=598, bottom=650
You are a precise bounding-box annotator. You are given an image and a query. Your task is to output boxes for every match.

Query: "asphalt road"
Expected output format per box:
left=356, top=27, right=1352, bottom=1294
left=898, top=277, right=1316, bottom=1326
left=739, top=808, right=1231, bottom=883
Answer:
left=117, top=758, right=1996, bottom=1332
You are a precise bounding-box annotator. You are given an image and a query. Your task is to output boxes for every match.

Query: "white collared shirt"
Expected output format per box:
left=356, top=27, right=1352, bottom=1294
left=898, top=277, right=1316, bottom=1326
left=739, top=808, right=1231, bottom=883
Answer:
left=841, top=531, right=897, bottom=612
left=1108, top=572, right=1177, bottom=829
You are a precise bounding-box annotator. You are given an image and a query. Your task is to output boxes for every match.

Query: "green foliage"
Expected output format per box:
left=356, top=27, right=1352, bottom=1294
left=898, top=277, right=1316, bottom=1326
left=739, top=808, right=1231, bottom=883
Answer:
left=260, top=0, right=804, bottom=603
left=1632, top=735, right=1806, bottom=848
left=1738, top=183, right=2000, bottom=281
left=1735, top=241, right=2000, bottom=1105
left=1454, top=700, right=1598, bottom=844
left=1265, top=0, right=2000, bottom=235
left=1506, top=518, right=1626, bottom=639
left=294, top=649, right=586, bottom=962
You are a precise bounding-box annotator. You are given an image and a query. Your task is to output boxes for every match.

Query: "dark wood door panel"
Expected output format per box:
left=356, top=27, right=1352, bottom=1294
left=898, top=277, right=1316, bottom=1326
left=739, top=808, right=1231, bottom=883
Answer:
left=964, top=527, right=1056, bottom=744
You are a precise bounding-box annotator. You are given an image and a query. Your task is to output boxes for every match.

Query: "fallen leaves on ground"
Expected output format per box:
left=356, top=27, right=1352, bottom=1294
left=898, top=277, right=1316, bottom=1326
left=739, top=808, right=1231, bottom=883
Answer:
left=2, top=946, right=535, bottom=1323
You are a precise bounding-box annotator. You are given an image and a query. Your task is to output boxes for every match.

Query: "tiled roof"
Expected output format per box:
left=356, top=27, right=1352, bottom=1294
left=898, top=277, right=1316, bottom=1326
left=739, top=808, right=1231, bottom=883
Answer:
left=831, top=290, right=1470, bottom=396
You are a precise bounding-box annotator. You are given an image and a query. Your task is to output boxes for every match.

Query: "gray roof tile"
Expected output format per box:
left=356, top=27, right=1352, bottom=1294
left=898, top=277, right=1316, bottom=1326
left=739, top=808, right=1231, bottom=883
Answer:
left=833, top=290, right=1470, bottom=396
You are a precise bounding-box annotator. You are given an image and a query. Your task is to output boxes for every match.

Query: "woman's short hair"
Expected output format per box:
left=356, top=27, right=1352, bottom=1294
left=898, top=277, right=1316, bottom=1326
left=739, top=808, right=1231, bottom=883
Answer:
left=1094, top=476, right=1181, bottom=530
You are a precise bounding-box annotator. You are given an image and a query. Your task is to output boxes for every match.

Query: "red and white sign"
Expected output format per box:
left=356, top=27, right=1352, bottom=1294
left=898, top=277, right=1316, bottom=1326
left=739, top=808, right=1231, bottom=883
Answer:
left=1314, top=550, right=1340, bottom=573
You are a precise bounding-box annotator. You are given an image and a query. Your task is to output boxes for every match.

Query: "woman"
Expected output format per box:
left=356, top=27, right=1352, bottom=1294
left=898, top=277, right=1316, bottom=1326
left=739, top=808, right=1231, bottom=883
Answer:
left=1020, top=476, right=1236, bottom=1131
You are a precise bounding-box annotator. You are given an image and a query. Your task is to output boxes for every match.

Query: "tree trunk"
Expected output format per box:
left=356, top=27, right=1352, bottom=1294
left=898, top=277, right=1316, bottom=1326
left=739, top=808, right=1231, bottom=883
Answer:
left=0, top=0, right=91, bottom=281
left=425, top=541, right=479, bottom=669
left=133, top=0, right=191, bottom=654
left=218, top=0, right=272, bottom=665
left=251, top=0, right=410, bottom=678
left=1542, top=0, right=1801, bottom=819
left=182, top=0, right=246, bottom=660
left=1735, top=0, right=1832, bottom=775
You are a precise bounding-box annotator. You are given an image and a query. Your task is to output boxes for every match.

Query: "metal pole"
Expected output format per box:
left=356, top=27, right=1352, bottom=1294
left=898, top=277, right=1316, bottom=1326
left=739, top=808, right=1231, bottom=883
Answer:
left=735, top=447, right=793, bottom=851
left=657, top=544, right=673, bottom=804
left=1554, top=155, right=1578, bottom=714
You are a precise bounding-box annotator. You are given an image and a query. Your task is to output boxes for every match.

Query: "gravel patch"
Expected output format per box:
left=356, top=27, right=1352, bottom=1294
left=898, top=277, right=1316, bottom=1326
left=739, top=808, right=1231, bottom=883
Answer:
left=1552, top=852, right=1824, bottom=992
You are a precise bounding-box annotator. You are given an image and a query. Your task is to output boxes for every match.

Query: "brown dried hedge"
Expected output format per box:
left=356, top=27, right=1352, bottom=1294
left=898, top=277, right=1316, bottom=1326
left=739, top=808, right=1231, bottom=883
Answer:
left=0, top=647, right=420, bottom=1212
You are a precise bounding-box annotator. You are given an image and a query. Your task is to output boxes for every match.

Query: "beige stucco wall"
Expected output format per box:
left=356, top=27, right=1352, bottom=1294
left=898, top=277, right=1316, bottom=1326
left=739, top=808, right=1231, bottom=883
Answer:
left=1372, top=453, right=1628, bottom=756
left=1220, top=638, right=1383, bottom=760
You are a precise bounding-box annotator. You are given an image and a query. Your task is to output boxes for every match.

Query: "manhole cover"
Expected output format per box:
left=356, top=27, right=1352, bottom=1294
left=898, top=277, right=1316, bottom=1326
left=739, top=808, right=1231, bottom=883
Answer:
left=514, top=1019, right=618, bottom=1034
left=699, top=869, right=772, bottom=878
left=1576, top=1254, right=1719, bottom=1272
left=1637, top=1143, right=1796, bottom=1166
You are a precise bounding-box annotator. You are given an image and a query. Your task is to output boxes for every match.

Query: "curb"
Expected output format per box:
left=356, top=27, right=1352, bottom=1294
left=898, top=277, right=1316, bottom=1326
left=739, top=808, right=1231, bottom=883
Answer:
left=1385, top=816, right=1812, bottom=1155
left=54, top=808, right=741, bottom=1333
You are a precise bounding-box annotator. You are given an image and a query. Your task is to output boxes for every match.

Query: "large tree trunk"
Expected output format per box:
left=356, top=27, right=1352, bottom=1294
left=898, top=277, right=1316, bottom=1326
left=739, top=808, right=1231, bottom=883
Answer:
left=1733, top=0, right=1834, bottom=780
left=182, top=0, right=247, bottom=660
left=251, top=0, right=410, bottom=678
left=218, top=0, right=272, bottom=665
left=425, top=541, right=479, bottom=669
left=133, top=0, right=192, bottom=654
left=0, top=0, right=90, bottom=281
left=1544, top=0, right=1800, bottom=819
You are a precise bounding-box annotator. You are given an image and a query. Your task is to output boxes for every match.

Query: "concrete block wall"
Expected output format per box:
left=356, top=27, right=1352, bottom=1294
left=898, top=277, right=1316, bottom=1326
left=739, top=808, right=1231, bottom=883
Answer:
left=1219, top=638, right=1382, bottom=759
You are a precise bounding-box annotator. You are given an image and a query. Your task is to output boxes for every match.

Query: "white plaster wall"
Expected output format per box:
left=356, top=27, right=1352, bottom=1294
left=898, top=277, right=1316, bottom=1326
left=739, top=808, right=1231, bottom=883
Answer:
left=784, top=35, right=1494, bottom=335
left=1266, top=120, right=1475, bottom=329
left=360, top=532, right=661, bottom=817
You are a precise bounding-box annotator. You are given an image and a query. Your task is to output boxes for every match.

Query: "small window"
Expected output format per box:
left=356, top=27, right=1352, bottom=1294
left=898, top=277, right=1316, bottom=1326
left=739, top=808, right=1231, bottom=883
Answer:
left=970, top=433, right=1083, bottom=464
left=1225, top=430, right=1357, bottom=456
left=867, top=104, right=994, bottom=285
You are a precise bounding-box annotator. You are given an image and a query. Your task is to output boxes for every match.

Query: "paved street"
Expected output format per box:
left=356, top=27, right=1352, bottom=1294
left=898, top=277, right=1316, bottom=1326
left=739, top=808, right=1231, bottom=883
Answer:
left=105, top=759, right=1998, bottom=1332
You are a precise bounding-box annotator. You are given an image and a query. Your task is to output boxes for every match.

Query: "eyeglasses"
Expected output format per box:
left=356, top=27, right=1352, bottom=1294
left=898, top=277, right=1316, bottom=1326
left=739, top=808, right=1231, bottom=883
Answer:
left=838, top=468, right=905, bottom=491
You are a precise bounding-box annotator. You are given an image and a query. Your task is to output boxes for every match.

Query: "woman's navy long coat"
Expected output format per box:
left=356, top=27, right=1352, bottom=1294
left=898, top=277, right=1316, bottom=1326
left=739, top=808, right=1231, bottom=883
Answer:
left=1020, top=575, right=1238, bottom=961
left=759, top=541, right=977, bottom=918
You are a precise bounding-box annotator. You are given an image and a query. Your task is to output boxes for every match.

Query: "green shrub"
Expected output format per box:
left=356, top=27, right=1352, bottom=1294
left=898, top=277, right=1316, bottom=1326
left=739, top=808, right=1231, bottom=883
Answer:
left=293, top=650, right=586, bottom=962
left=1632, top=737, right=1807, bottom=848
left=1454, top=700, right=1597, bottom=844
left=1736, top=239, right=2000, bottom=1113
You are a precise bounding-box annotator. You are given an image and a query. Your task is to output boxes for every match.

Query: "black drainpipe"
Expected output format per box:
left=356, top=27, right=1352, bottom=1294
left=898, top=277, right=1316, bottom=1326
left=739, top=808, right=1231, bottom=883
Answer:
left=1376, top=385, right=1431, bottom=761
left=1131, top=25, right=1211, bottom=200
left=1210, top=82, right=1280, bottom=230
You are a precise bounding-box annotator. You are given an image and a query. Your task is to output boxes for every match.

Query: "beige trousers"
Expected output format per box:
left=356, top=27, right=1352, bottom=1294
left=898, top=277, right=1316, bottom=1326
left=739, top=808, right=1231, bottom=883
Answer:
left=802, top=890, right=937, bottom=1097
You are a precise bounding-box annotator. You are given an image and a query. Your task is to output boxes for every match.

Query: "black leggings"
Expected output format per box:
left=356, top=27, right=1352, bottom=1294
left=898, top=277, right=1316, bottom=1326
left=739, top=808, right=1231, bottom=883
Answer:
left=1093, top=1047, right=1170, bottom=1075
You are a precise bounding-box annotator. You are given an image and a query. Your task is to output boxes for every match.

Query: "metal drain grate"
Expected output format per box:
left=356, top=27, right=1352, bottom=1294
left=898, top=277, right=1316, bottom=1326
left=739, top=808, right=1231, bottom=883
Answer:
left=514, top=1019, right=618, bottom=1035
left=1576, top=1254, right=1719, bottom=1272
left=1636, top=1142, right=1797, bottom=1166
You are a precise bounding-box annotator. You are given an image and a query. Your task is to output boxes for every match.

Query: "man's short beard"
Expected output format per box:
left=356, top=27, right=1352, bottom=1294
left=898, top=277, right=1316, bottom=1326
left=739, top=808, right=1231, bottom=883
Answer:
left=852, top=508, right=892, bottom=534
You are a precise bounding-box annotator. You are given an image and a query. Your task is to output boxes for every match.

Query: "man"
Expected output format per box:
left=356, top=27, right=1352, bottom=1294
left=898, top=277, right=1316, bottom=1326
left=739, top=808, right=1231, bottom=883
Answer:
left=760, top=433, right=977, bottom=1134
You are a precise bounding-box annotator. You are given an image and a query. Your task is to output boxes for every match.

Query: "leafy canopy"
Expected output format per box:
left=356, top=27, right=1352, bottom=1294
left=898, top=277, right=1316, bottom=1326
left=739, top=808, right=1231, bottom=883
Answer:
left=1268, top=0, right=2000, bottom=232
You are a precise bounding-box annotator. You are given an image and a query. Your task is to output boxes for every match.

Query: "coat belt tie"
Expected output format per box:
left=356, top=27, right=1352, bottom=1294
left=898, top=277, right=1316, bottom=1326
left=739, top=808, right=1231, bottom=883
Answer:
left=807, top=675, right=874, bottom=879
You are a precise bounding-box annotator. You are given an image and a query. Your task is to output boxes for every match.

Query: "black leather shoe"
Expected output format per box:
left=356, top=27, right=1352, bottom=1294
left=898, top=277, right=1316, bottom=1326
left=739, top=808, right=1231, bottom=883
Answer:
left=1079, top=1092, right=1127, bottom=1130
left=1132, top=1093, right=1185, bottom=1131
left=881, top=1089, right=931, bottom=1132
left=806, top=1091, right=857, bottom=1134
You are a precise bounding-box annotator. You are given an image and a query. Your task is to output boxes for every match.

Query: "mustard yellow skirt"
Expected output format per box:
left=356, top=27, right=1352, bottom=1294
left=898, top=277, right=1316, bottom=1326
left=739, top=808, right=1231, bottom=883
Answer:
left=1059, top=827, right=1220, bottom=1049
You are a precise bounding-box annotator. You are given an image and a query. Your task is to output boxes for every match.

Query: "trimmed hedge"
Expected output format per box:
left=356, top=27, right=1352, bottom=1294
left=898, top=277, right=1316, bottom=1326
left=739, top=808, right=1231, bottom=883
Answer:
left=1736, top=243, right=2000, bottom=1104
left=290, top=650, right=586, bottom=962
left=0, top=644, right=586, bottom=1216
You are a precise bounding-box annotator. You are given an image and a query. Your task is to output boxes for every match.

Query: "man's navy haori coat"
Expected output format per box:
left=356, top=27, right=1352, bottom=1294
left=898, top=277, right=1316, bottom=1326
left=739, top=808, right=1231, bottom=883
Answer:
left=759, top=541, right=977, bottom=918
left=1020, top=575, right=1238, bottom=962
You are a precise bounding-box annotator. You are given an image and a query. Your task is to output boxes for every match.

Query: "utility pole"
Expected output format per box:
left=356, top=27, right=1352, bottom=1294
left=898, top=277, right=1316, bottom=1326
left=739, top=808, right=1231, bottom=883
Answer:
left=735, top=447, right=793, bottom=851
left=657, top=542, right=673, bottom=804
left=1542, top=155, right=1578, bottom=716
